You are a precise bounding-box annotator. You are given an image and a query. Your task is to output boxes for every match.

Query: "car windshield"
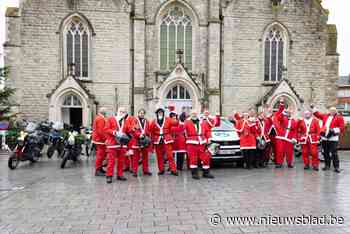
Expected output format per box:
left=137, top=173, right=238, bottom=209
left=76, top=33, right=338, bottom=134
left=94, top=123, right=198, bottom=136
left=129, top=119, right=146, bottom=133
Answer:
left=213, top=118, right=234, bottom=131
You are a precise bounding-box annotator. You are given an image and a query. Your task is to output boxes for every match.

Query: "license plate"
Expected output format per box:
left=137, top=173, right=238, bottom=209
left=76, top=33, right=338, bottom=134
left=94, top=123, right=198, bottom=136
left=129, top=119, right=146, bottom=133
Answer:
left=217, top=149, right=239, bottom=155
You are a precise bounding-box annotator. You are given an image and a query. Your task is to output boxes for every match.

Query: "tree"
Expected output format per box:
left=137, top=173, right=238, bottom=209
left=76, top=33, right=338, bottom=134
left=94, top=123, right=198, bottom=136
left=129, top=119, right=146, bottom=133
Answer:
left=0, top=67, right=16, bottom=121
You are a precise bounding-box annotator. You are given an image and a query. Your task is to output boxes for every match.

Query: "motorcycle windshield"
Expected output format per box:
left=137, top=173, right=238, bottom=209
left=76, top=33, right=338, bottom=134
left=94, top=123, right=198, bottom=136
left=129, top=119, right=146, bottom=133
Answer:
left=25, top=122, right=38, bottom=133
left=52, top=122, right=64, bottom=131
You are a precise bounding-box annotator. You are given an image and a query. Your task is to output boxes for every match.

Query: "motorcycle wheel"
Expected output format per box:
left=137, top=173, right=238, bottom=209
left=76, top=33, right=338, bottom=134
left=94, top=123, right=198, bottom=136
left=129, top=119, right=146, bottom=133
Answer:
left=29, top=155, right=38, bottom=163
left=60, top=152, right=69, bottom=169
left=47, top=146, right=55, bottom=158
left=8, top=153, right=20, bottom=170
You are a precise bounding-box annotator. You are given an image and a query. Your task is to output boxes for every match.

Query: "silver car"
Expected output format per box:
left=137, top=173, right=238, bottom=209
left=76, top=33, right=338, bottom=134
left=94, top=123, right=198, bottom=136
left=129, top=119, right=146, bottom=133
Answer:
left=210, top=118, right=243, bottom=161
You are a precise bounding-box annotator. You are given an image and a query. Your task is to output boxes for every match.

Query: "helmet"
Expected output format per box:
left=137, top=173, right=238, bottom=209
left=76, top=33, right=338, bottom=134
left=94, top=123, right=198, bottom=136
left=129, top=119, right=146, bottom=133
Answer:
left=138, top=135, right=151, bottom=148
left=208, top=143, right=220, bottom=155
left=257, top=137, right=266, bottom=150
left=116, top=133, right=131, bottom=145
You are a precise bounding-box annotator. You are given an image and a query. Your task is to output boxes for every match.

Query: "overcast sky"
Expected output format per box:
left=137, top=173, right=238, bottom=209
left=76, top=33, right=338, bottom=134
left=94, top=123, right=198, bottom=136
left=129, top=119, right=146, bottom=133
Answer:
left=0, top=0, right=349, bottom=75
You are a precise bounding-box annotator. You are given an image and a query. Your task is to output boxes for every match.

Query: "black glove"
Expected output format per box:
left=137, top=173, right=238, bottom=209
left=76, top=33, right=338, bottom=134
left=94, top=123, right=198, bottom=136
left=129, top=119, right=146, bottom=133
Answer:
left=326, top=129, right=335, bottom=139
left=320, top=131, right=326, bottom=138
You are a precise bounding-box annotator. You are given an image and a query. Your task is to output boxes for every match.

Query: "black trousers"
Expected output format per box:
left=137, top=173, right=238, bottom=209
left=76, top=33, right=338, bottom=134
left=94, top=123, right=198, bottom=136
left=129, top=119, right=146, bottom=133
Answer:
left=322, top=141, right=339, bottom=169
left=242, top=149, right=256, bottom=169
left=175, top=152, right=186, bottom=170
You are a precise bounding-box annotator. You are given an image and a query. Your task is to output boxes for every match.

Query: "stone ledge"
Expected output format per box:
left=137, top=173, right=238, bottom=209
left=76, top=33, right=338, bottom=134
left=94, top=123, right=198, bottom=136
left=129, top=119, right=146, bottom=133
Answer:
left=134, top=87, right=146, bottom=94
left=208, top=89, right=220, bottom=95
left=261, top=81, right=278, bottom=86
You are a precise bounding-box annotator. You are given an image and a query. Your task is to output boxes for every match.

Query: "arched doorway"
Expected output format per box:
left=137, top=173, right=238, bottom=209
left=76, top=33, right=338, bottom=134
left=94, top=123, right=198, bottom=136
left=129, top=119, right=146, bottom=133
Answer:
left=165, top=84, right=193, bottom=113
left=61, top=94, right=83, bottom=131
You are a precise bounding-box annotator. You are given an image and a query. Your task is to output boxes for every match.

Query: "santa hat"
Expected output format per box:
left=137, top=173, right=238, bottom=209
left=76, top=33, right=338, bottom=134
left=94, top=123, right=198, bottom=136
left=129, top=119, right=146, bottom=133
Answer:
left=168, top=105, right=177, bottom=116
left=155, top=105, right=165, bottom=114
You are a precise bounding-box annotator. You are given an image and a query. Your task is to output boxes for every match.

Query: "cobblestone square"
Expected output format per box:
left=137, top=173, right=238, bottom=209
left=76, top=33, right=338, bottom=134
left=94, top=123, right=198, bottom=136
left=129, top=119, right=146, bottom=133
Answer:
left=1, top=152, right=350, bottom=234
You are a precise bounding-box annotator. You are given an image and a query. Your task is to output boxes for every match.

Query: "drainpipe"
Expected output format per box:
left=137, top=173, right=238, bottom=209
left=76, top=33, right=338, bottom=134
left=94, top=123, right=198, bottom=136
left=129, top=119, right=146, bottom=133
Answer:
left=130, top=6, right=135, bottom=115
left=219, top=14, right=224, bottom=115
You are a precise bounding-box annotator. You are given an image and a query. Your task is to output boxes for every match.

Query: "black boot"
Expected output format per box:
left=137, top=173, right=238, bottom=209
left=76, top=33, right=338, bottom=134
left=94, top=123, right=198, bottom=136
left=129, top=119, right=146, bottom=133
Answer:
left=191, top=168, right=200, bottom=180
left=143, top=172, right=152, bottom=176
left=322, top=166, right=330, bottom=171
left=334, top=168, right=341, bottom=173
left=304, top=165, right=310, bottom=170
left=158, top=171, right=165, bottom=175
left=106, top=176, right=113, bottom=184
left=203, top=169, right=214, bottom=179
left=117, top=176, right=127, bottom=181
left=95, top=169, right=106, bottom=176
left=171, top=171, right=179, bottom=176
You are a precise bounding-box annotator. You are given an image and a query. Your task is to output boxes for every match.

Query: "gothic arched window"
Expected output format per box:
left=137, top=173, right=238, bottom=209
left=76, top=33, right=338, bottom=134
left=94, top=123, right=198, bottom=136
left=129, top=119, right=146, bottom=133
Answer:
left=264, top=26, right=286, bottom=82
left=160, top=6, right=192, bottom=71
left=166, top=85, right=191, bottom=100
left=64, top=16, right=90, bottom=79
left=62, top=94, right=82, bottom=107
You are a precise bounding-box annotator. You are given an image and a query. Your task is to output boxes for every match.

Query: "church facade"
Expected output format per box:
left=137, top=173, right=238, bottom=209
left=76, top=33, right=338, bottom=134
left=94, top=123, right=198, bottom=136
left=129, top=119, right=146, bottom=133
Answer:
left=4, top=0, right=338, bottom=128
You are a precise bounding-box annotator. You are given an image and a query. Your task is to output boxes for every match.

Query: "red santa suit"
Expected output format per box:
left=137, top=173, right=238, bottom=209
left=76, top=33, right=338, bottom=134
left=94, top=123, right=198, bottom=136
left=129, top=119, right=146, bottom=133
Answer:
left=313, top=111, right=345, bottom=170
left=92, top=114, right=107, bottom=173
left=150, top=117, right=177, bottom=173
left=171, top=121, right=187, bottom=153
left=201, top=114, right=221, bottom=141
left=298, top=118, right=320, bottom=168
left=313, top=112, right=345, bottom=142
left=184, top=118, right=211, bottom=170
left=234, top=116, right=261, bottom=150
left=104, top=115, right=134, bottom=177
left=132, top=117, right=152, bottom=175
left=274, top=103, right=298, bottom=166
left=257, top=116, right=273, bottom=163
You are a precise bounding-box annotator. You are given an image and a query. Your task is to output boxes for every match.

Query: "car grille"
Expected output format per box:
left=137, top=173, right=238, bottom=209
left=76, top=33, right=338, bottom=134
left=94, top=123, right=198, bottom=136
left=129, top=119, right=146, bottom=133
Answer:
left=212, top=140, right=239, bottom=146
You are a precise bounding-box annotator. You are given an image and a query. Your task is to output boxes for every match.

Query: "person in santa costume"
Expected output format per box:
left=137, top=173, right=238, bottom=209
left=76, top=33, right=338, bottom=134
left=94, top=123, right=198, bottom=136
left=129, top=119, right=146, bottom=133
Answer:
left=184, top=110, right=214, bottom=179
left=131, top=108, right=152, bottom=177
left=234, top=110, right=261, bottom=169
left=297, top=110, right=321, bottom=171
left=169, top=106, right=187, bottom=171
left=256, top=108, right=274, bottom=168
left=92, top=107, right=108, bottom=176
left=274, top=98, right=298, bottom=168
left=104, top=107, right=136, bottom=183
left=201, top=109, right=221, bottom=130
left=312, top=105, right=345, bottom=173
left=149, top=107, right=178, bottom=176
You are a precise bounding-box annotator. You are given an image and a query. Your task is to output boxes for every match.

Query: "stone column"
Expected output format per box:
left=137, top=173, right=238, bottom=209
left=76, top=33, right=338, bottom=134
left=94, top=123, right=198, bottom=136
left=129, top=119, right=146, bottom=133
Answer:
left=324, top=24, right=339, bottom=108
left=207, top=0, right=221, bottom=114
left=133, top=0, right=146, bottom=114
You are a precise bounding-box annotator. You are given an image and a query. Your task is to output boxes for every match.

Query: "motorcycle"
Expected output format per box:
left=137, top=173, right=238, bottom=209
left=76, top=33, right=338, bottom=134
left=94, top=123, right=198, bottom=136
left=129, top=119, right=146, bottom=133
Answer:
left=60, top=129, right=84, bottom=169
left=47, top=123, right=64, bottom=159
left=8, top=122, right=44, bottom=170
